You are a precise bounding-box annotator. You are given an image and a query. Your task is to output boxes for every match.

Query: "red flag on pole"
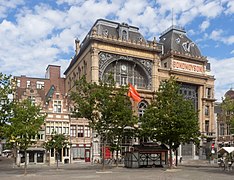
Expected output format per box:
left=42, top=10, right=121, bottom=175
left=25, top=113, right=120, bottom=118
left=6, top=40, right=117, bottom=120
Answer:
left=128, top=83, right=141, bottom=103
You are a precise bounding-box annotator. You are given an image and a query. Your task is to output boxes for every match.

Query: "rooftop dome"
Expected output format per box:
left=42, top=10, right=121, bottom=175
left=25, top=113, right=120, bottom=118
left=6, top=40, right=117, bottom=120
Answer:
left=159, top=25, right=202, bottom=57
left=225, top=88, right=234, bottom=99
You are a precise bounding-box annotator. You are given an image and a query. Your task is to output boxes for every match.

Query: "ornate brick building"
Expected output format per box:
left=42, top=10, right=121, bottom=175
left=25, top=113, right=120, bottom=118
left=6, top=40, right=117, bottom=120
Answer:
left=216, top=89, right=234, bottom=148
left=64, top=19, right=215, bottom=160
left=14, top=65, right=91, bottom=165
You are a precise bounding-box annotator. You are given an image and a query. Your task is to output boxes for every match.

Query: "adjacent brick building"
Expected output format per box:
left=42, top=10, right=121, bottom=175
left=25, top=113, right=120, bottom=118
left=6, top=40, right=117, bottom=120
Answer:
left=14, top=65, right=91, bottom=165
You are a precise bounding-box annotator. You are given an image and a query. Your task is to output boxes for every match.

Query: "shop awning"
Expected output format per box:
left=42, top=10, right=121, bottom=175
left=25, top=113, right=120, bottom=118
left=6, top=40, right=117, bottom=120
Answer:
left=218, top=147, right=234, bottom=154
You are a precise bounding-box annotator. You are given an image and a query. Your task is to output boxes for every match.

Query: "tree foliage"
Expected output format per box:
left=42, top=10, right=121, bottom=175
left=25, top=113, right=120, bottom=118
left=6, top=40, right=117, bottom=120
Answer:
left=3, top=99, right=45, bottom=174
left=70, top=76, right=137, bottom=166
left=140, top=77, right=200, bottom=167
left=0, top=73, right=13, bottom=136
left=71, top=76, right=136, bottom=137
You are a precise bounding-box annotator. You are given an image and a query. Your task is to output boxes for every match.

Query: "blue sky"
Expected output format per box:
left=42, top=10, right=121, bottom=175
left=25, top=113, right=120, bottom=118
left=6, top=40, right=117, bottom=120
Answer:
left=0, top=0, right=234, bottom=101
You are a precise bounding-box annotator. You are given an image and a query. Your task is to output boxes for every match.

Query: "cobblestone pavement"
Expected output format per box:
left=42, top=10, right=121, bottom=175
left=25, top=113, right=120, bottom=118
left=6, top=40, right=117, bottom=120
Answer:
left=0, top=157, right=234, bottom=180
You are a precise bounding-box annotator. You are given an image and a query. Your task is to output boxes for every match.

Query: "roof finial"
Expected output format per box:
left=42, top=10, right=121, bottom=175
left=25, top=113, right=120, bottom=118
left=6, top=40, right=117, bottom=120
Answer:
left=172, top=8, right=174, bottom=26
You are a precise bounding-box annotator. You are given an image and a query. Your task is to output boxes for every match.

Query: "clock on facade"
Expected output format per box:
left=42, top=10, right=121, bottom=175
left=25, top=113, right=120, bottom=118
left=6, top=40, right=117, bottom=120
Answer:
left=121, top=65, right=127, bottom=71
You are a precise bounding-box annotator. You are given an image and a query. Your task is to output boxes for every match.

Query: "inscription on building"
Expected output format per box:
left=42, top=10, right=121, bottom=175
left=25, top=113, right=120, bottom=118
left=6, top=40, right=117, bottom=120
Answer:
left=173, top=60, right=203, bottom=73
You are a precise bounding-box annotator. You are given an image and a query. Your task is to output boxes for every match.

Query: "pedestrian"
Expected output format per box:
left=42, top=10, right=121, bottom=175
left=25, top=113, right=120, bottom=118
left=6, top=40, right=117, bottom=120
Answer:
left=179, top=156, right=183, bottom=163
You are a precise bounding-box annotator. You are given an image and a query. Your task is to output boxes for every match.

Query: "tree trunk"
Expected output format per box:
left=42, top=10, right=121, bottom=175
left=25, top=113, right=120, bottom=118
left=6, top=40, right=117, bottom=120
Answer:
left=56, top=151, right=59, bottom=170
left=169, top=147, right=172, bottom=169
left=175, top=148, right=178, bottom=166
left=102, top=138, right=106, bottom=171
left=116, top=147, right=119, bottom=167
left=24, top=150, right=27, bottom=175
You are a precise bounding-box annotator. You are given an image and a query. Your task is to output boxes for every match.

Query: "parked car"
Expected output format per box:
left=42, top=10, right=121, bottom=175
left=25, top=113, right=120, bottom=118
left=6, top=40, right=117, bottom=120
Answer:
left=2, top=150, right=13, bottom=157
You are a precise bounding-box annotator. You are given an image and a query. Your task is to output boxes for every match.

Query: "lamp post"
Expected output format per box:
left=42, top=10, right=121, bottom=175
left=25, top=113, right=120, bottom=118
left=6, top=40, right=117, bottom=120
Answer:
left=66, top=94, right=72, bottom=164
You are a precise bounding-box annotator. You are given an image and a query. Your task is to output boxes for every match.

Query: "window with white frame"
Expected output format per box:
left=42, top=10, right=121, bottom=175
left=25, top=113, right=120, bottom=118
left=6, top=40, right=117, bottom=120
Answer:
left=63, top=126, right=69, bottom=135
left=29, top=96, right=35, bottom=105
left=37, top=132, right=44, bottom=140
left=26, top=80, right=30, bottom=88
left=70, top=125, right=76, bottom=137
left=84, top=126, right=90, bottom=137
left=53, top=100, right=62, bottom=113
left=36, top=81, right=44, bottom=89
left=17, top=80, right=21, bottom=87
left=78, top=125, right=84, bottom=137
left=55, top=126, right=62, bottom=134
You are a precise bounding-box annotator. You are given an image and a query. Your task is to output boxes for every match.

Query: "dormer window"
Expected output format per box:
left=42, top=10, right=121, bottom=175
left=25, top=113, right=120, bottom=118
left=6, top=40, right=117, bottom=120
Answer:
left=102, top=29, right=108, bottom=37
left=122, top=30, right=128, bottom=40
left=118, top=22, right=129, bottom=41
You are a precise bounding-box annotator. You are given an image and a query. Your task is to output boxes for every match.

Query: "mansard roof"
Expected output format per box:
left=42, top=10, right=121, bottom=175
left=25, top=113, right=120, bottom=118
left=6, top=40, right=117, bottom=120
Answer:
left=64, top=19, right=157, bottom=75
left=88, top=19, right=146, bottom=43
left=159, top=25, right=202, bottom=58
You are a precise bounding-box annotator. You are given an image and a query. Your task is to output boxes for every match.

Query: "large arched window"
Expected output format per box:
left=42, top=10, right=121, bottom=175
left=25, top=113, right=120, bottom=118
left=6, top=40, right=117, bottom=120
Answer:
left=103, top=60, right=149, bottom=89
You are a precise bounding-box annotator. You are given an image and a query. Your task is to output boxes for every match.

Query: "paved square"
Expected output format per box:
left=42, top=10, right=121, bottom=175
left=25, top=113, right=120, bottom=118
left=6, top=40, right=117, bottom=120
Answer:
left=0, top=157, right=234, bottom=180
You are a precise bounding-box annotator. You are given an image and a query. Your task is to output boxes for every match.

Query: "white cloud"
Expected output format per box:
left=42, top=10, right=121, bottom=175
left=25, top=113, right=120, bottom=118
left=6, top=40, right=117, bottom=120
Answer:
left=0, top=0, right=233, bottom=102
left=199, top=20, right=210, bottom=32
left=225, top=35, right=234, bottom=45
left=210, top=29, right=223, bottom=40
left=198, top=1, right=223, bottom=18
left=0, top=0, right=25, bottom=18
left=209, top=56, right=234, bottom=101
left=210, top=29, right=234, bottom=45
left=225, top=0, right=234, bottom=14
left=231, top=50, right=234, bottom=54
left=56, top=0, right=86, bottom=6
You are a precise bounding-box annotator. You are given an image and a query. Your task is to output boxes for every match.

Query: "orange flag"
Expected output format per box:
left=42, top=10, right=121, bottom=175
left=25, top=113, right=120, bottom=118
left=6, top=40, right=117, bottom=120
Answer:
left=128, top=83, right=141, bottom=103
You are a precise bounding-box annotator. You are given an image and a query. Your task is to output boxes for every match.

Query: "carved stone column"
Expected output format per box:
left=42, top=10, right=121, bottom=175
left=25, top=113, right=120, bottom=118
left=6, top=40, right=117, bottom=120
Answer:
left=152, top=54, right=160, bottom=91
left=91, top=48, right=99, bottom=83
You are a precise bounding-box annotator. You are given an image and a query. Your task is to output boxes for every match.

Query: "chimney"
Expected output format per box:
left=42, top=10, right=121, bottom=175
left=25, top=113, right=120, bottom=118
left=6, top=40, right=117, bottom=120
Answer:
left=75, top=38, right=80, bottom=55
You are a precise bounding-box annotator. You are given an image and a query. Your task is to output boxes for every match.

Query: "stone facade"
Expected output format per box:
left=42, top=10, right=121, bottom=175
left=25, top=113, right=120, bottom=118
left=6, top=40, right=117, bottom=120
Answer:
left=64, top=19, right=215, bottom=160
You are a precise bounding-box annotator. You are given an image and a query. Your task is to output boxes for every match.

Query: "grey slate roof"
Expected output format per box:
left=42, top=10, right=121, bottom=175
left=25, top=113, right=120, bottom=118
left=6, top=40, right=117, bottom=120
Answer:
left=93, top=19, right=146, bottom=43
left=64, top=19, right=148, bottom=75
left=159, top=25, right=202, bottom=57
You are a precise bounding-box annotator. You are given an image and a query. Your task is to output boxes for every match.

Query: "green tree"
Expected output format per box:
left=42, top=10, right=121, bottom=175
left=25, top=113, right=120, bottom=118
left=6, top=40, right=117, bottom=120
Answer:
left=71, top=76, right=137, bottom=169
left=43, top=133, right=69, bottom=170
left=103, top=86, right=137, bottom=166
left=3, top=99, right=45, bottom=174
left=0, top=73, right=13, bottom=136
left=140, top=77, right=200, bottom=168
